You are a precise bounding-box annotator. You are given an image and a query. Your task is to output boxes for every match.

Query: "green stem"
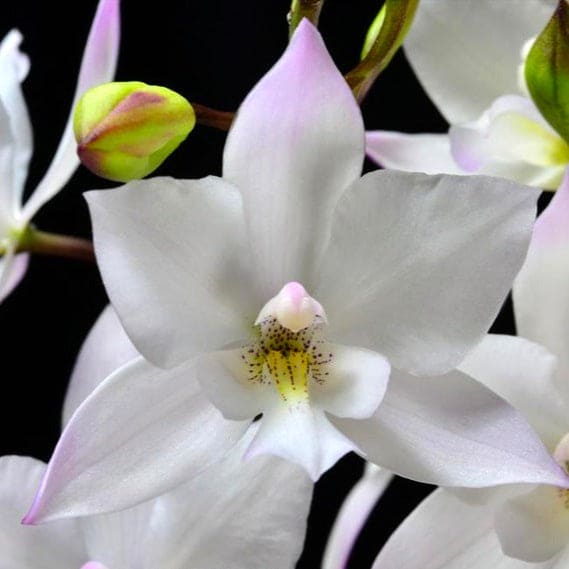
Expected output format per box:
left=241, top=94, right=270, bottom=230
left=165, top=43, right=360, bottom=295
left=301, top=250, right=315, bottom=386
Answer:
left=289, top=0, right=325, bottom=38
left=192, top=102, right=234, bottom=131
left=345, top=0, right=419, bottom=103
left=16, top=228, right=96, bottom=263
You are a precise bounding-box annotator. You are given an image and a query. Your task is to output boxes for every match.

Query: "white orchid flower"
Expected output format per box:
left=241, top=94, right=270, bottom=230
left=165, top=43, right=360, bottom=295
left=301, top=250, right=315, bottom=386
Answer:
left=0, top=0, right=120, bottom=302
left=366, top=0, right=568, bottom=190
left=367, top=333, right=569, bottom=568
left=0, top=305, right=312, bottom=569
left=22, top=20, right=568, bottom=524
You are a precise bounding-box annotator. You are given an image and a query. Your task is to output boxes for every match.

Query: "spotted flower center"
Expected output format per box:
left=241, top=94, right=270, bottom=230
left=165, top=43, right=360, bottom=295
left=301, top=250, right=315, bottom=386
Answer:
left=242, top=281, right=332, bottom=404
left=242, top=316, right=332, bottom=403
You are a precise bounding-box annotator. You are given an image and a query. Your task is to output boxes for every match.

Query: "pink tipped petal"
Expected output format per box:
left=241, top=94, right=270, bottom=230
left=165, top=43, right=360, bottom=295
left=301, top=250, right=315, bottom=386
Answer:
left=458, top=334, right=569, bottom=449
left=0, top=248, right=29, bottom=303
left=0, top=456, right=85, bottom=568
left=317, top=169, right=539, bottom=376
left=404, top=0, right=554, bottom=123
left=24, top=357, right=249, bottom=523
left=223, top=20, right=364, bottom=297
left=365, top=131, right=465, bottom=175
left=146, top=426, right=313, bottom=569
left=310, top=344, right=390, bottom=419
left=62, top=305, right=138, bottom=426
left=81, top=564, right=110, bottom=569
left=0, top=30, right=32, bottom=208
left=371, top=488, right=505, bottom=569
left=246, top=402, right=357, bottom=481
left=22, top=0, right=120, bottom=222
left=323, top=464, right=393, bottom=569
left=333, top=368, right=569, bottom=488
left=0, top=99, right=17, bottom=229
left=495, top=485, right=569, bottom=562
left=87, top=176, right=257, bottom=369
left=514, top=169, right=569, bottom=402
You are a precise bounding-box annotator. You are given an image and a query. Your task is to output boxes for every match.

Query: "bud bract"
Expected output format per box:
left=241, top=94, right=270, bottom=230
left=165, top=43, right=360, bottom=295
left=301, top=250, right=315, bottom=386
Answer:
left=74, top=81, right=195, bottom=182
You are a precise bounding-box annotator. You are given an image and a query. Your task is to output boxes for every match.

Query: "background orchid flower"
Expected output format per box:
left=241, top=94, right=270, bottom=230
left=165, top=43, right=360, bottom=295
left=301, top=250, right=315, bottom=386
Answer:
left=0, top=306, right=312, bottom=569
left=2, top=448, right=311, bottom=569
left=22, top=19, right=567, bottom=524
left=365, top=0, right=567, bottom=189
left=369, top=334, right=569, bottom=568
left=0, top=0, right=120, bottom=302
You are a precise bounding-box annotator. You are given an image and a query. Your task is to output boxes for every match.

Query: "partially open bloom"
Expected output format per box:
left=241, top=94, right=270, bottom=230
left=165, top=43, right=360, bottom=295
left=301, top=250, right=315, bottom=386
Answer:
left=370, top=335, right=569, bottom=568
left=366, top=0, right=567, bottom=190
left=0, top=0, right=120, bottom=301
left=23, top=20, right=567, bottom=524
left=1, top=306, right=311, bottom=569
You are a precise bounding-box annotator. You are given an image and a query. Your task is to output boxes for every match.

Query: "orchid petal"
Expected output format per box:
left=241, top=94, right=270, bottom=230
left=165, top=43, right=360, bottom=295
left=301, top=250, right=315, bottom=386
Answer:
left=63, top=305, right=137, bottom=426
left=246, top=399, right=357, bottom=481
left=0, top=456, right=85, bottom=568
left=223, top=20, right=364, bottom=298
left=310, top=344, right=390, bottom=419
left=514, top=168, right=569, bottom=404
left=404, top=0, right=554, bottom=123
left=0, top=247, right=28, bottom=303
left=0, top=106, right=17, bottom=231
left=80, top=501, right=155, bottom=569
left=333, top=368, right=569, bottom=488
left=196, top=348, right=267, bottom=421
left=317, top=169, right=538, bottom=376
left=459, top=334, right=568, bottom=449
left=0, top=30, right=32, bottom=211
left=147, top=426, right=313, bottom=569
left=22, top=0, right=120, bottom=222
left=371, top=488, right=516, bottom=569
left=87, top=176, right=257, bottom=369
left=365, top=131, right=464, bottom=175
left=449, top=95, right=568, bottom=189
left=495, top=485, right=569, bottom=562
left=323, top=464, right=393, bottom=569
left=24, top=357, right=249, bottom=523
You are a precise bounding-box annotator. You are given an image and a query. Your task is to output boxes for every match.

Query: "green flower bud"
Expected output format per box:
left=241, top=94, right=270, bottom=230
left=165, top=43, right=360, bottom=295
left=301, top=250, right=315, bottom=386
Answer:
left=525, top=1, right=569, bottom=143
left=361, top=5, right=386, bottom=60
left=74, top=81, right=195, bottom=182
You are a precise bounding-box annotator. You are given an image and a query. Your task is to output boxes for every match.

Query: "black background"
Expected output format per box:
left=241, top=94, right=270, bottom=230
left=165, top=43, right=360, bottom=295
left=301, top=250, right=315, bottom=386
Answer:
left=0, top=1, right=520, bottom=567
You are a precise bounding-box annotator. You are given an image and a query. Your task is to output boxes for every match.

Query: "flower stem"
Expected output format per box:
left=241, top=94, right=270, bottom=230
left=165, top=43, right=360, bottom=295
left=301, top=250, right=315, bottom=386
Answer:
left=192, top=102, right=234, bottom=131
left=16, top=228, right=96, bottom=263
left=345, top=0, right=419, bottom=103
left=288, top=0, right=325, bottom=38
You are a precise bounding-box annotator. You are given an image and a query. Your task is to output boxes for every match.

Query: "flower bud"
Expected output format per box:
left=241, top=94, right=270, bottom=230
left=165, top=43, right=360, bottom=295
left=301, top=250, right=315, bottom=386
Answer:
left=74, top=81, right=195, bottom=182
left=525, top=1, right=569, bottom=143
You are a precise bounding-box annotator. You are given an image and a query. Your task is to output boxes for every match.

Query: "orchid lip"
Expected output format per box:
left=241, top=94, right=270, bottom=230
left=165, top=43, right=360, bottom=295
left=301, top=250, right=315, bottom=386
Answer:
left=247, top=283, right=332, bottom=404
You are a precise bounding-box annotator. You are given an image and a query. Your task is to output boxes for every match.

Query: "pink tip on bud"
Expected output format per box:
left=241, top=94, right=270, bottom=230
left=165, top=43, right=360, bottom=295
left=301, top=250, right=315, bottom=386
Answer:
left=256, top=281, right=327, bottom=332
